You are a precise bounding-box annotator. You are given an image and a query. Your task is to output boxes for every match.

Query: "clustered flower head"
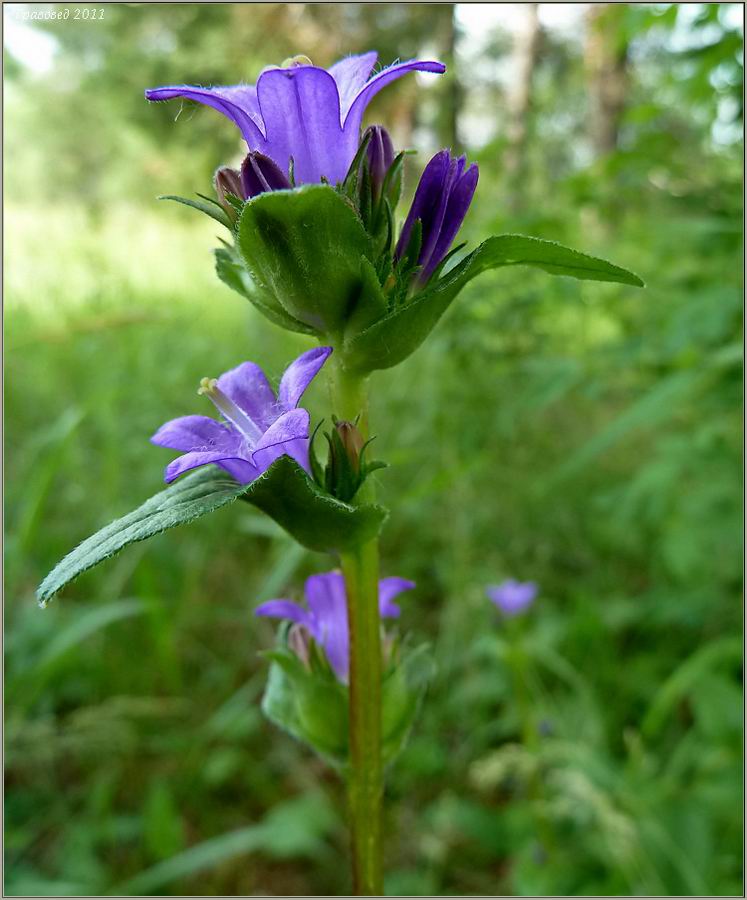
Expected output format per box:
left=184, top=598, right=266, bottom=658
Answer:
left=146, top=50, right=478, bottom=300
left=255, top=571, right=415, bottom=682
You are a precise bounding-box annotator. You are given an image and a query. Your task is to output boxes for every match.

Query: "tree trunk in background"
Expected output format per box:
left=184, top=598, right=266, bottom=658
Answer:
left=585, top=4, right=629, bottom=157
left=442, top=5, right=462, bottom=152
left=503, top=3, right=541, bottom=210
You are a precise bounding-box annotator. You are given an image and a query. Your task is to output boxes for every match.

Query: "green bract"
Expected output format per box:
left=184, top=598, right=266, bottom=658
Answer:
left=344, top=234, right=645, bottom=372
left=226, top=185, right=643, bottom=374
left=237, top=185, right=385, bottom=336
left=261, top=637, right=434, bottom=768
left=38, top=459, right=388, bottom=605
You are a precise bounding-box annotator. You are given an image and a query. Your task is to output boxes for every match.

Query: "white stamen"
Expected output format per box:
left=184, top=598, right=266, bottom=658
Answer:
left=198, top=377, right=263, bottom=445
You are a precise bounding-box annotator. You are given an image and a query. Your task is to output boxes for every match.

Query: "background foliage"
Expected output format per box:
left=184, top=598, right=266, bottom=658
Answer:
left=5, top=3, right=743, bottom=896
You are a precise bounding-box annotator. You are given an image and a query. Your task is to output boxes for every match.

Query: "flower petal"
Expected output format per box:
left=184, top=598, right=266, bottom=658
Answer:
left=424, top=162, right=479, bottom=280
left=163, top=449, right=254, bottom=484
left=255, top=599, right=312, bottom=627
left=343, top=59, right=446, bottom=140
left=487, top=579, right=538, bottom=616
left=217, top=459, right=259, bottom=483
left=144, top=84, right=267, bottom=147
left=150, top=415, right=237, bottom=452
left=277, top=346, right=333, bottom=411
left=215, top=361, right=278, bottom=431
left=251, top=408, right=310, bottom=473
left=378, top=577, right=415, bottom=618
left=256, top=66, right=350, bottom=184
left=305, top=572, right=349, bottom=681
left=328, top=51, right=378, bottom=120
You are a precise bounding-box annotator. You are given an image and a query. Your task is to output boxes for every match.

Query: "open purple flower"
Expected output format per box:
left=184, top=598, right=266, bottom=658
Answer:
left=145, top=52, right=445, bottom=185
left=487, top=579, right=538, bottom=617
left=396, top=149, right=478, bottom=283
left=151, top=346, right=332, bottom=484
left=256, top=571, right=415, bottom=682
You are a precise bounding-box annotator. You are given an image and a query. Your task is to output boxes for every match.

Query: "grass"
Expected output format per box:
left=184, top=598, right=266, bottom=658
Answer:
left=5, top=200, right=742, bottom=896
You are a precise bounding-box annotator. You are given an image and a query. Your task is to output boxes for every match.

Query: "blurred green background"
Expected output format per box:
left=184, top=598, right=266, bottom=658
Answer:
left=4, top=3, right=743, bottom=896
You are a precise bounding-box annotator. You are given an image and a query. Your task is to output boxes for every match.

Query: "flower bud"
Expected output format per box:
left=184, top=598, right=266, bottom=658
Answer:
left=334, top=420, right=365, bottom=475
left=395, top=149, right=479, bottom=284
left=240, top=150, right=291, bottom=199
left=363, top=125, right=395, bottom=201
left=287, top=623, right=311, bottom=670
left=214, top=166, right=245, bottom=218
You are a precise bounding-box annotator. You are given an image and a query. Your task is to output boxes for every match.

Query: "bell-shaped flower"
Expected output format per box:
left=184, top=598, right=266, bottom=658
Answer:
left=487, top=579, right=538, bottom=616
left=151, top=346, right=332, bottom=485
left=145, top=51, right=445, bottom=185
left=255, top=571, right=415, bottom=682
left=396, top=149, right=479, bottom=283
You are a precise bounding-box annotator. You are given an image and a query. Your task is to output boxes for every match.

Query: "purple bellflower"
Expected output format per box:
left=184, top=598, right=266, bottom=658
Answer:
left=256, top=571, right=415, bottom=682
left=151, top=346, right=332, bottom=485
left=487, top=579, right=538, bottom=617
left=396, top=149, right=478, bottom=283
left=145, top=52, right=445, bottom=185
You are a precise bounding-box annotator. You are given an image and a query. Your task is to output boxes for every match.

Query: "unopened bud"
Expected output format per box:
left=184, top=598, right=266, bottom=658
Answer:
left=288, top=623, right=311, bottom=670
left=334, top=420, right=365, bottom=475
left=363, top=125, right=395, bottom=200
left=214, top=166, right=245, bottom=217
left=240, top=151, right=292, bottom=199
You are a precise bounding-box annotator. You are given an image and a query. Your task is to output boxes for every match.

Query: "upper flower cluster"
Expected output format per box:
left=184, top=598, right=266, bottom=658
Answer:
left=146, top=52, right=445, bottom=185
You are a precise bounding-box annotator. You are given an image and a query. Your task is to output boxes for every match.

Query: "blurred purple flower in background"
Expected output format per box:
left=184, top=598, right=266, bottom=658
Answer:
left=487, top=579, right=538, bottom=617
left=256, top=571, right=415, bottom=682
left=146, top=52, right=445, bottom=185
left=396, top=148, right=478, bottom=283
left=151, top=346, right=331, bottom=484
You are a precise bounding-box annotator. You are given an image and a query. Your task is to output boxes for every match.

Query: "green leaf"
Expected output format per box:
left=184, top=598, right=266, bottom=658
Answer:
left=38, top=459, right=388, bottom=604
left=243, top=455, right=388, bottom=553
left=345, top=233, right=644, bottom=371
left=37, top=468, right=248, bottom=606
left=237, top=184, right=374, bottom=334
left=214, top=245, right=315, bottom=335
left=159, top=194, right=232, bottom=229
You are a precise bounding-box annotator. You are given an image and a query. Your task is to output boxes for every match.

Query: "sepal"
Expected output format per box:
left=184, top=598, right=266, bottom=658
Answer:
left=242, top=455, right=388, bottom=553
left=159, top=193, right=233, bottom=229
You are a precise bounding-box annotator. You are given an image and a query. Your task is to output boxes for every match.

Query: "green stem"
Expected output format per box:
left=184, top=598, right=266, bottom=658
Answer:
left=329, top=360, right=383, bottom=895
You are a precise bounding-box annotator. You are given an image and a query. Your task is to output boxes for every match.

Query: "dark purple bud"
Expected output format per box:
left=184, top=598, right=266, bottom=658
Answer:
left=395, top=149, right=478, bottom=283
left=240, top=150, right=291, bottom=199
left=363, top=125, right=394, bottom=199
left=214, top=166, right=245, bottom=216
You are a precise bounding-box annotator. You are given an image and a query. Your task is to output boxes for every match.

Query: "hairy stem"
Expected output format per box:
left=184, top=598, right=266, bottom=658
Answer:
left=329, top=360, right=383, bottom=895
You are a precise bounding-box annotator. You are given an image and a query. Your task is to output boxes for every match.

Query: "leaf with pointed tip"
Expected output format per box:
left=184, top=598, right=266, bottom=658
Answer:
left=38, top=457, right=388, bottom=604
left=344, top=233, right=644, bottom=371
left=159, top=194, right=232, bottom=229
left=38, top=467, right=248, bottom=606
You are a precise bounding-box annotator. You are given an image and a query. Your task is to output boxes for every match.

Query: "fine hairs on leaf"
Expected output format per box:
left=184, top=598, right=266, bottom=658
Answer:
left=38, top=458, right=389, bottom=605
